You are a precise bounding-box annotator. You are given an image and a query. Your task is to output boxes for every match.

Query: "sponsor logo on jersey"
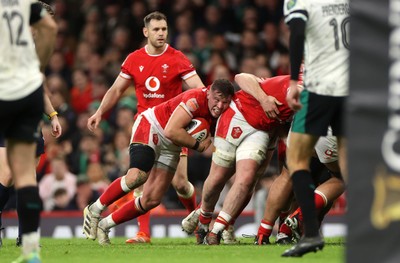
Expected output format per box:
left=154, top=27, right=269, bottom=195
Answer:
left=139, top=66, right=144, bottom=72
left=144, top=76, right=164, bottom=98
left=145, top=76, right=160, bottom=92
left=143, top=93, right=165, bottom=98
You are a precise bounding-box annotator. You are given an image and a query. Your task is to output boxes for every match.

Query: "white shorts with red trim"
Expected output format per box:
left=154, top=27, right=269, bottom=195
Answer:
left=212, top=102, right=270, bottom=168
left=130, top=111, right=180, bottom=171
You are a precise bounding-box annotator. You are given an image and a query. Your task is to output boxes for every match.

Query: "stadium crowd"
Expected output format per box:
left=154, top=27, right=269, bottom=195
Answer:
left=2, top=0, right=289, bottom=212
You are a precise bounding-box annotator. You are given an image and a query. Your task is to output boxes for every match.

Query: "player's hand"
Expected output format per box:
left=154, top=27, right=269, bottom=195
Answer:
left=286, top=80, right=302, bottom=111
left=256, top=77, right=267, bottom=83
left=260, top=95, right=282, bottom=120
left=87, top=112, right=102, bottom=132
left=50, top=116, right=62, bottom=138
left=197, top=134, right=212, bottom=153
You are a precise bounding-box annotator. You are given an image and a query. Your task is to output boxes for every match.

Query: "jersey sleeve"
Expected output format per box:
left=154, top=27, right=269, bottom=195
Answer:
left=178, top=89, right=205, bottom=118
left=176, top=51, right=197, bottom=80
left=284, top=0, right=309, bottom=24
left=120, top=53, right=134, bottom=80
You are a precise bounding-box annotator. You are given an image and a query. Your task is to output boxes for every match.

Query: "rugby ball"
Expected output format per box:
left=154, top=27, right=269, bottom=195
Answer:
left=186, top=118, right=210, bottom=142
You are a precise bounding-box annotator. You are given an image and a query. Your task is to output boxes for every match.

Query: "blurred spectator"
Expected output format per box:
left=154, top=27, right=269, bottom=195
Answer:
left=275, top=51, right=290, bottom=76
left=239, top=56, right=258, bottom=75
left=214, top=0, right=238, bottom=32
left=73, top=41, right=93, bottom=71
left=193, top=28, right=211, bottom=72
left=47, top=75, right=77, bottom=133
left=241, top=6, right=260, bottom=32
left=87, top=53, right=105, bottom=80
left=53, top=188, right=73, bottom=210
left=46, top=51, right=72, bottom=87
left=127, top=1, right=147, bottom=49
left=53, top=18, right=75, bottom=68
left=104, top=130, right=130, bottom=182
left=171, top=12, right=193, bottom=47
left=236, top=30, right=262, bottom=63
left=260, top=22, right=288, bottom=72
left=278, top=18, right=290, bottom=49
left=69, top=177, right=100, bottom=211
left=81, top=21, right=104, bottom=54
left=202, top=50, right=228, bottom=80
left=255, top=66, right=273, bottom=79
left=110, top=26, right=132, bottom=59
left=70, top=69, right=93, bottom=114
left=254, top=0, right=283, bottom=25
left=91, top=75, right=109, bottom=102
left=211, top=34, right=237, bottom=72
left=113, top=98, right=136, bottom=136
left=39, top=155, right=77, bottom=211
left=175, top=33, right=200, bottom=71
left=255, top=53, right=270, bottom=68
left=203, top=5, right=232, bottom=34
left=69, top=132, right=102, bottom=175
left=102, top=46, right=124, bottom=80
left=206, top=64, right=234, bottom=85
left=100, top=0, right=130, bottom=45
left=86, top=163, right=109, bottom=194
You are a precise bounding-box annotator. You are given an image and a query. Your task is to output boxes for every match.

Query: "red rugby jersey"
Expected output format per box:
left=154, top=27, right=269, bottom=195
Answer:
left=120, top=44, right=197, bottom=115
left=234, top=75, right=294, bottom=131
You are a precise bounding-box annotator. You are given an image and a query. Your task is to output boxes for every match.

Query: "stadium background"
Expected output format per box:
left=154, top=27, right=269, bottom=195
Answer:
left=2, top=0, right=346, bottom=239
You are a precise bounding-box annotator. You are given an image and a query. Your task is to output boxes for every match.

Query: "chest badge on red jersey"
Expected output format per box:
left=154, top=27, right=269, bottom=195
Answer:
left=162, top=64, right=169, bottom=74
left=231, top=126, right=243, bottom=139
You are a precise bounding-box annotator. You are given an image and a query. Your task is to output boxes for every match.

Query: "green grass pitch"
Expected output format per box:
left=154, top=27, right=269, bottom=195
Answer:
left=1, top=237, right=345, bottom=263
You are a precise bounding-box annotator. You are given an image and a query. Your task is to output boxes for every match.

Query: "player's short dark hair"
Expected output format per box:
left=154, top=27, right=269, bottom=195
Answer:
left=38, top=1, right=55, bottom=17
left=143, top=11, right=167, bottom=27
left=211, top=79, right=235, bottom=98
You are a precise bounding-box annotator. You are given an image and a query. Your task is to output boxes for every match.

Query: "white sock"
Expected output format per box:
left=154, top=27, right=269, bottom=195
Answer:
left=177, top=182, right=194, bottom=198
left=99, top=215, right=116, bottom=230
left=22, top=231, right=40, bottom=257
left=212, top=211, right=232, bottom=234
left=91, top=200, right=105, bottom=216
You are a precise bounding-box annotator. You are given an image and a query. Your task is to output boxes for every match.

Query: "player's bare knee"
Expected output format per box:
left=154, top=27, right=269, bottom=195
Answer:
left=172, top=181, right=188, bottom=194
left=125, top=170, right=149, bottom=189
left=141, top=197, right=161, bottom=210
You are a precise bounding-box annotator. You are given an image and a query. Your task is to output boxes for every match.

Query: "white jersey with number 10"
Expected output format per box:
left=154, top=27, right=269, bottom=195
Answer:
left=284, top=0, right=349, bottom=97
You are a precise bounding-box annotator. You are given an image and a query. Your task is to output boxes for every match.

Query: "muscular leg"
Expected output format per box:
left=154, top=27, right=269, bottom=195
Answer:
left=172, top=155, right=196, bottom=212
left=202, top=162, right=234, bottom=210
left=255, top=167, right=294, bottom=244
left=131, top=184, right=151, bottom=242
left=8, top=140, right=41, bottom=255
left=97, top=167, right=174, bottom=233
left=337, top=137, right=347, bottom=182
left=0, top=147, right=13, bottom=236
left=211, top=159, right=260, bottom=235
left=286, top=132, right=320, bottom=238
